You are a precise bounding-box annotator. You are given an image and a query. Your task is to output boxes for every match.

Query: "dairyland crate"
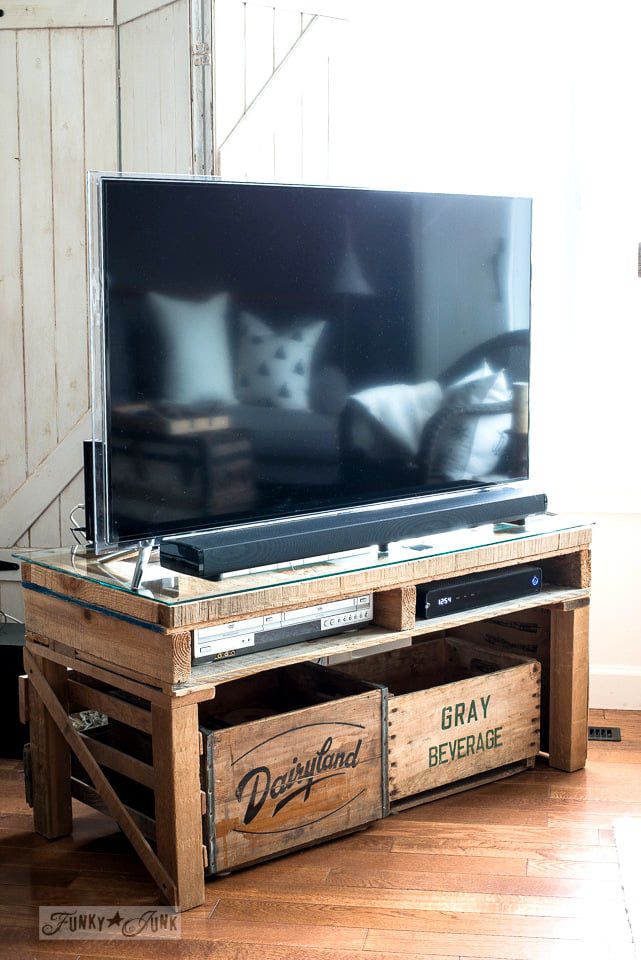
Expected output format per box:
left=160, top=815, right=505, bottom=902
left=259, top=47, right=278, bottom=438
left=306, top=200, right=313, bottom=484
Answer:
left=337, top=636, right=541, bottom=808
left=198, top=662, right=386, bottom=874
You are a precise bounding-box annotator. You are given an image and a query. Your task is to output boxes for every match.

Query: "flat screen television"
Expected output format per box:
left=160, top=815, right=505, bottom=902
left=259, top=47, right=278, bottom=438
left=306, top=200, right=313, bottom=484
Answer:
left=88, top=173, right=544, bottom=575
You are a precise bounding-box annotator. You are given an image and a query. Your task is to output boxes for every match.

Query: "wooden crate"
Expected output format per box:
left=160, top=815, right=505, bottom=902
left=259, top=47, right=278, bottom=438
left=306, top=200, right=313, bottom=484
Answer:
left=454, top=609, right=552, bottom=751
left=336, top=636, right=541, bottom=808
left=199, top=663, right=386, bottom=874
left=29, top=662, right=385, bottom=877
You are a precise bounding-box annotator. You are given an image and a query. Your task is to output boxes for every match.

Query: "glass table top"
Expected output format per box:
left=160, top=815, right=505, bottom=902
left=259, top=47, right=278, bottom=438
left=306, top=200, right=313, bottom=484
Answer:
left=14, top=513, right=591, bottom=607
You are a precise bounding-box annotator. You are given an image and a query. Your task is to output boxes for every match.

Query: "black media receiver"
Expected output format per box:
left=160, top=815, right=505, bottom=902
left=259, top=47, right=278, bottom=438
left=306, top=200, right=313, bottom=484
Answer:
left=416, top=565, right=543, bottom=619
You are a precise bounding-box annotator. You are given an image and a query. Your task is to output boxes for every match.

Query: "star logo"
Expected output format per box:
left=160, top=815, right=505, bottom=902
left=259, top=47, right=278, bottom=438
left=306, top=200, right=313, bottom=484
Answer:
left=107, top=911, right=123, bottom=928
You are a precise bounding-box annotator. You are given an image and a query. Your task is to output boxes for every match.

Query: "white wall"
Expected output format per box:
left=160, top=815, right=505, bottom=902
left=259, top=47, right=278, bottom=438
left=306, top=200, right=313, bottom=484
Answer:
left=585, top=515, right=641, bottom=709
left=533, top=8, right=641, bottom=708
left=347, top=1, right=641, bottom=707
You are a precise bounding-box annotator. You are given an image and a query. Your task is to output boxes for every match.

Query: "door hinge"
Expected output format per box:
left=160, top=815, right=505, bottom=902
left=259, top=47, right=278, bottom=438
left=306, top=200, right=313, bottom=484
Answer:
left=192, top=41, right=211, bottom=66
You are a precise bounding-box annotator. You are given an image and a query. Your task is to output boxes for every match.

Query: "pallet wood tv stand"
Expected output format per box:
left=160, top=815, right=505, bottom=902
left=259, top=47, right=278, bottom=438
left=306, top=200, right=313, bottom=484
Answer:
left=17, top=515, right=591, bottom=912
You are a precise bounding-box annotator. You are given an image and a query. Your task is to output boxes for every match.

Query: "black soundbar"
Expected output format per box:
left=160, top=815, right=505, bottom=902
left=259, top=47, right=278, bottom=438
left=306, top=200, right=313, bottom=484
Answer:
left=159, top=488, right=547, bottom=580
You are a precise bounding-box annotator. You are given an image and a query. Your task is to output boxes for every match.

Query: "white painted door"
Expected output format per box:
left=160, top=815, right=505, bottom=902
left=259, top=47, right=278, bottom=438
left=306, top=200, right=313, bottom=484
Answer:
left=0, top=0, right=351, bottom=623
left=0, top=5, right=118, bottom=619
left=118, top=0, right=194, bottom=174
left=214, top=0, right=349, bottom=183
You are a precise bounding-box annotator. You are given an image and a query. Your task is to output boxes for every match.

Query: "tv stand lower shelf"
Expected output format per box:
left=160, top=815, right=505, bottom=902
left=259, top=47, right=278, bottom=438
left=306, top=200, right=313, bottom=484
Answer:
left=18, top=523, right=591, bottom=912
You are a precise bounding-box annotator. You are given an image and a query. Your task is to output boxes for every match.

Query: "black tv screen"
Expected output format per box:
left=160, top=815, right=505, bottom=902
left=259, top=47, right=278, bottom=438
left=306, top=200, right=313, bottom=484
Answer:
left=95, top=176, right=532, bottom=548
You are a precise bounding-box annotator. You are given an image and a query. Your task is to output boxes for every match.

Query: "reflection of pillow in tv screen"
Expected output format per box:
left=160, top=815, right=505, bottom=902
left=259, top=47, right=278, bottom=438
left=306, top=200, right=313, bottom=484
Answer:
left=237, top=312, right=326, bottom=410
left=429, top=368, right=512, bottom=480
left=147, top=291, right=234, bottom=405
left=447, top=361, right=496, bottom=401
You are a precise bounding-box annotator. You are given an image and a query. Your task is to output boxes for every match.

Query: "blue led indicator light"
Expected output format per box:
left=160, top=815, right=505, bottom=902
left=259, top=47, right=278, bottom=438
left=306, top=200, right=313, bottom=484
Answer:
left=531, top=576, right=540, bottom=587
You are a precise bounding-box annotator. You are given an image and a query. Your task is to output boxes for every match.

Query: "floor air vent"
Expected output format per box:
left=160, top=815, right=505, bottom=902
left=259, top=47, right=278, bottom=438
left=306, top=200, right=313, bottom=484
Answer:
left=588, top=726, right=622, bottom=742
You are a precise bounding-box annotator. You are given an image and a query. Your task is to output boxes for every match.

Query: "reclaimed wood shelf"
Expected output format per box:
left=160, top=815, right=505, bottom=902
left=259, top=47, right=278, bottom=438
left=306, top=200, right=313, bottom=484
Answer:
left=17, top=516, right=592, bottom=913
left=183, top=584, right=589, bottom=691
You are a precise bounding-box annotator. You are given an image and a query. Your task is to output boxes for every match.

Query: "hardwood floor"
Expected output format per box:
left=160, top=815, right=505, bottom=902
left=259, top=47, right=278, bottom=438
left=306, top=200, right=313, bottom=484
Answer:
left=0, top=708, right=638, bottom=959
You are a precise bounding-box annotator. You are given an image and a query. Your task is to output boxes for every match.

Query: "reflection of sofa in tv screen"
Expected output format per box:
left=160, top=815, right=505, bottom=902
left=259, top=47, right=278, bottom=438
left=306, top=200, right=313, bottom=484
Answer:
left=340, top=330, right=530, bottom=495
left=108, top=291, right=349, bottom=504
left=108, top=285, right=529, bottom=516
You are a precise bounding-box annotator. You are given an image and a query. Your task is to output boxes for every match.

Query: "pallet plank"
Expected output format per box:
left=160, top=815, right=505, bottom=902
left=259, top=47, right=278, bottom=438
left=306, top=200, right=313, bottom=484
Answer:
left=23, top=563, right=165, bottom=624
left=25, top=636, right=167, bottom=706
left=181, top=586, right=588, bottom=692
left=67, top=677, right=152, bottom=732
left=23, top=588, right=192, bottom=684
left=70, top=776, right=156, bottom=842
left=151, top=702, right=204, bottom=910
left=78, top=732, right=155, bottom=789
left=549, top=605, right=590, bottom=772
left=373, top=585, right=416, bottom=631
left=19, top=526, right=592, bottom=629
left=28, top=655, right=72, bottom=839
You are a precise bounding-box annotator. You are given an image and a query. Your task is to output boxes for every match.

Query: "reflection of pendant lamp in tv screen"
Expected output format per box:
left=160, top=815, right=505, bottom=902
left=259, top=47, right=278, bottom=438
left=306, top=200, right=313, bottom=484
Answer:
left=332, top=220, right=374, bottom=295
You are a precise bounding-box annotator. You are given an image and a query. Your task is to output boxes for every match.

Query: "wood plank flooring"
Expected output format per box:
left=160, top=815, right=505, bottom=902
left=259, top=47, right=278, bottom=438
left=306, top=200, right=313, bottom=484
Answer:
left=0, top=708, right=638, bottom=959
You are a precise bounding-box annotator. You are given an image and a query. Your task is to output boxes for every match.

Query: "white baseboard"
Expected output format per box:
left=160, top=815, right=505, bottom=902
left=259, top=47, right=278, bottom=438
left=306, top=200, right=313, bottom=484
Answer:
left=590, top=665, right=641, bottom=710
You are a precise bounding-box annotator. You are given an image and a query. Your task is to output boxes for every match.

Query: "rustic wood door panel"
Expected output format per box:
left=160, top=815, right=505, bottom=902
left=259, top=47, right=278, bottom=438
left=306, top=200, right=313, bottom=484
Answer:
left=0, top=18, right=116, bottom=617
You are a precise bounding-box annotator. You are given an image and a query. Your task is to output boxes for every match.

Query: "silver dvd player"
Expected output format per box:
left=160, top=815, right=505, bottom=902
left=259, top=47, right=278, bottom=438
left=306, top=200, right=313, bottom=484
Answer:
left=193, top=594, right=373, bottom=664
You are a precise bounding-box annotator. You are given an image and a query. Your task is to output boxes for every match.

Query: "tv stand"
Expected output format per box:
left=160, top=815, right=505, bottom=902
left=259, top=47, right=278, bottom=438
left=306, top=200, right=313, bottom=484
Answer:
left=16, top=514, right=591, bottom=912
left=81, top=539, right=159, bottom=592
left=494, top=517, right=528, bottom=532
left=131, top=538, right=156, bottom=591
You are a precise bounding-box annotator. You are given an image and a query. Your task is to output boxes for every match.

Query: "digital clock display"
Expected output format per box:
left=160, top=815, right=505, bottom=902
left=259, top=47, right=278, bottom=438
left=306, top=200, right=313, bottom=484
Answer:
left=438, top=596, right=453, bottom=606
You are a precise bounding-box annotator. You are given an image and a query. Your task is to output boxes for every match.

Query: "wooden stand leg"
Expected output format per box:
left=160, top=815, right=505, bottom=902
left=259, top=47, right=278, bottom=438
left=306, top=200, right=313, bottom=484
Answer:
left=549, top=604, right=590, bottom=772
left=151, top=703, right=205, bottom=911
left=29, top=654, right=72, bottom=839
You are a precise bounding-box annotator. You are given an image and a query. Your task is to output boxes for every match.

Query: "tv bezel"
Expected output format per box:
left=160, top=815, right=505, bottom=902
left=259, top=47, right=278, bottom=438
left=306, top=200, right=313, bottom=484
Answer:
left=88, top=171, right=536, bottom=557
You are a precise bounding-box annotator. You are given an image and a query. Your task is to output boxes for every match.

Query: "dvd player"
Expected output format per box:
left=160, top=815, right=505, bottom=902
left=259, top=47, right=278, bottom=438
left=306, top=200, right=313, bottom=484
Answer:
left=416, top=565, right=542, bottom=619
left=193, top=594, right=373, bottom=663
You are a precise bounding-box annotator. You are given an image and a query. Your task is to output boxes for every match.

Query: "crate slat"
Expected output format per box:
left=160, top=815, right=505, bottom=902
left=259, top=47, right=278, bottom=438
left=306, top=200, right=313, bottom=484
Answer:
left=390, top=757, right=536, bottom=812
left=78, top=731, right=155, bottom=789
left=70, top=776, right=156, bottom=841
